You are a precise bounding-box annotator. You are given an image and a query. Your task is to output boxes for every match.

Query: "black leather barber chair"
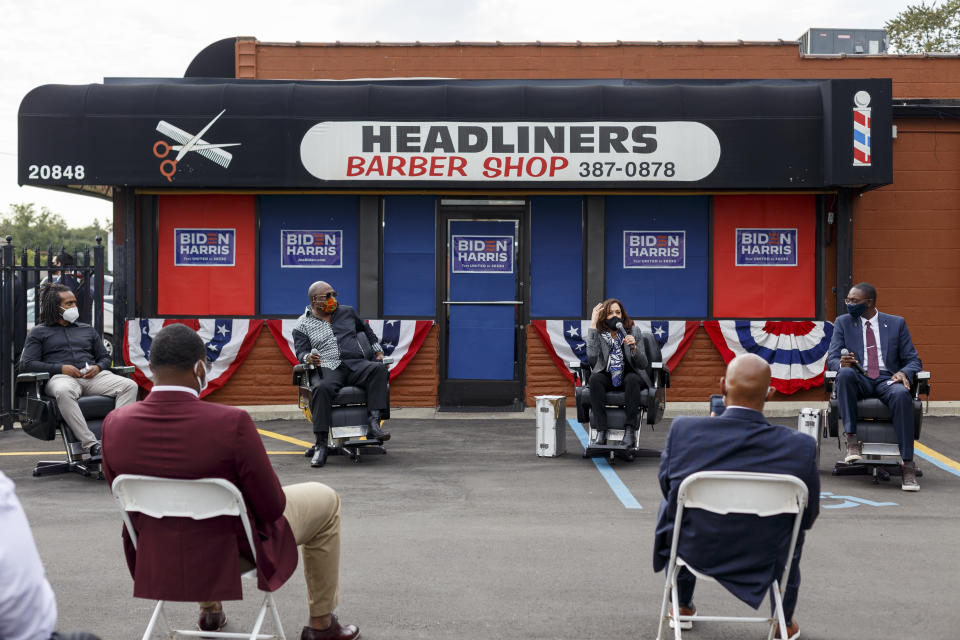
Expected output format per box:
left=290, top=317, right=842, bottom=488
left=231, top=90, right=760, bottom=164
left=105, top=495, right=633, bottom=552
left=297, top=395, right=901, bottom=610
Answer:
left=15, top=367, right=136, bottom=479
left=568, top=334, right=668, bottom=462
left=293, top=333, right=393, bottom=464
left=825, top=369, right=930, bottom=484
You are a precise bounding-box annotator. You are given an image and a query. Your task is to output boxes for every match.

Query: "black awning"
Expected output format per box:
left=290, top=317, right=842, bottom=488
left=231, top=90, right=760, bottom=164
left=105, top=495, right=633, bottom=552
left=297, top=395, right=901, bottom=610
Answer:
left=18, top=78, right=891, bottom=190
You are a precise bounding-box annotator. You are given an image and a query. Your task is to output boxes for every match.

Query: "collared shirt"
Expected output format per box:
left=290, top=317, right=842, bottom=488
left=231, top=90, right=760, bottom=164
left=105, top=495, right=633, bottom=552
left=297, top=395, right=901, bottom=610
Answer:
left=860, top=311, right=886, bottom=372
left=0, top=472, right=58, bottom=640
left=150, top=385, right=199, bottom=398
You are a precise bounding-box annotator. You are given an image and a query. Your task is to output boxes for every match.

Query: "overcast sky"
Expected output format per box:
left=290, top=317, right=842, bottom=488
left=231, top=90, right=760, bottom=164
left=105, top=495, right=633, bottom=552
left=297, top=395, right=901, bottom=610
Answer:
left=0, top=0, right=908, bottom=230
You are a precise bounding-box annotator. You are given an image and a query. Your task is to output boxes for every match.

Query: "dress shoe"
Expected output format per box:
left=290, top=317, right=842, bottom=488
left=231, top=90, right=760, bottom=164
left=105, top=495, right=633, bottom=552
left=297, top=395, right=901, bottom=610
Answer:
left=311, top=445, right=328, bottom=468
left=901, top=460, right=920, bottom=491
left=304, top=446, right=316, bottom=458
left=299, top=615, right=359, bottom=640
left=843, top=433, right=862, bottom=463
left=367, top=416, right=390, bottom=441
left=667, top=603, right=696, bottom=630
left=774, top=618, right=800, bottom=639
left=197, top=609, right=227, bottom=632
left=621, top=426, right=635, bottom=449
left=86, top=443, right=102, bottom=459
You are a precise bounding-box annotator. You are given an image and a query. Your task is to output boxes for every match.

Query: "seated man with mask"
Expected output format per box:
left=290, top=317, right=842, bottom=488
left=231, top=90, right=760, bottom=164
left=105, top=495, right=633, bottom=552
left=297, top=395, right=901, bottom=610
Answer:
left=19, top=283, right=138, bottom=457
left=293, top=281, right=390, bottom=467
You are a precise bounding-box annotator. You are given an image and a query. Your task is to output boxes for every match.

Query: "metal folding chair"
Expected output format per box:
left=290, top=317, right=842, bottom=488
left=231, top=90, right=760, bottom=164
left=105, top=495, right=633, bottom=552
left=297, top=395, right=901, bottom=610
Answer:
left=111, top=475, right=286, bottom=640
left=656, top=471, right=809, bottom=640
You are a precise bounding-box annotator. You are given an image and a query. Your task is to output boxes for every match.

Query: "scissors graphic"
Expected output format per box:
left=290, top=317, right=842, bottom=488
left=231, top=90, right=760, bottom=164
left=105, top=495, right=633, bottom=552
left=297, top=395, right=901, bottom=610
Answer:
left=153, top=109, right=241, bottom=181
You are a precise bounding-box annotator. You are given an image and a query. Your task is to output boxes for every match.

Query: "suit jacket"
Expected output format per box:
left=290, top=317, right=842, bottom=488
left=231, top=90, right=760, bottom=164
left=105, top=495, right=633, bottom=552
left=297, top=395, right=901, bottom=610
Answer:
left=653, top=408, right=820, bottom=609
left=102, top=391, right=297, bottom=601
left=826, top=311, right=921, bottom=378
left=585, top=325, right=657, bottom=384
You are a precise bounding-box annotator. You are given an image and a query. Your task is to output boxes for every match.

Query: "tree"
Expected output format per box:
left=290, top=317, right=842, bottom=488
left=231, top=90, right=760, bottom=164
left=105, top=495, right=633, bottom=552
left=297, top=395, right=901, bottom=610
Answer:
left=0, top=203, right=110, bottom=263
left=886, top=0, right=960, bottom=53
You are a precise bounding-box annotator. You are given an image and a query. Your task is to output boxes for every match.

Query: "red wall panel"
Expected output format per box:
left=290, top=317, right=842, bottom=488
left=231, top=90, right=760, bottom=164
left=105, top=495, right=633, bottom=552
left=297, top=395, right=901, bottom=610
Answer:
left=712, top=195, right=816, bottom=318
left=157, top=195, right=256, bottom=315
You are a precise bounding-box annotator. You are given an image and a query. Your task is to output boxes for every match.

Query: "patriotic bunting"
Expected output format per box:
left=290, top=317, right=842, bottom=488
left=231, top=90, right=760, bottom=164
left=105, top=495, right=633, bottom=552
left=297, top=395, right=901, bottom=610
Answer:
left=123, top=318, right=264, bottom=397
left=702, top=320, right=834, bottom=394
left=532, top=320, right=699, bottom=384
left=266, top=319, right=434, bottom=381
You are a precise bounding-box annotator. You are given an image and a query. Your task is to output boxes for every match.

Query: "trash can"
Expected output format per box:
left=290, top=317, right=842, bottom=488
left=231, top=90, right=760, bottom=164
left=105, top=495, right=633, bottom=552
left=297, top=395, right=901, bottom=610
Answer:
left=535, top=395, right=566, bottom=457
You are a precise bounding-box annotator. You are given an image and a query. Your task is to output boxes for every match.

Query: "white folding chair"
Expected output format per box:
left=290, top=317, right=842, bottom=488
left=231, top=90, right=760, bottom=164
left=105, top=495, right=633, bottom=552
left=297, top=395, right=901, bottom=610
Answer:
left=111, top=475, right=286, bottom=640
left=655, top=471, right=809, bottom=640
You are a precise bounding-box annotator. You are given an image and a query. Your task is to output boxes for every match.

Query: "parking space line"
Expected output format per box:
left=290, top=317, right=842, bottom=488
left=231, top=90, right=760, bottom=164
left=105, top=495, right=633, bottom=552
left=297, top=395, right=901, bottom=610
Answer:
left=566, top=419, right=643, bottom=510
left=915, top=442, right=960, bottom=478
left=257, top=428, right=313, bottom=448
left=0, top=451, right=61, bottom=456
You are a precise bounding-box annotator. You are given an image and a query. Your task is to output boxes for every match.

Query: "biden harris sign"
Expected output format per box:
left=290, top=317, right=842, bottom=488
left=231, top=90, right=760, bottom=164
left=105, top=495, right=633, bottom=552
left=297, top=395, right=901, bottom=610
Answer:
left=281, top=230, right=342, bottom=268
left=735, top=228, right=797, bottom=267
left=623, top=231, right=685, bottom=268
left=452, top=235, right=514, bottom=274
left=175, top=229, right=235, bottom=266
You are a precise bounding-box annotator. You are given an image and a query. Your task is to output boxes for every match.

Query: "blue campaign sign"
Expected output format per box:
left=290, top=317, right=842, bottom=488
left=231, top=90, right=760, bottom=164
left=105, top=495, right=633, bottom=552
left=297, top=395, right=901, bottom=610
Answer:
left=280, top=229, right=342, bottom=268
left=174, top=228, right=235, bottom=266
left=451, top=235, right=514, bottom=274
left=735, top=228, right=798, bottom=266
left=624, top=230, right=685, bottom=268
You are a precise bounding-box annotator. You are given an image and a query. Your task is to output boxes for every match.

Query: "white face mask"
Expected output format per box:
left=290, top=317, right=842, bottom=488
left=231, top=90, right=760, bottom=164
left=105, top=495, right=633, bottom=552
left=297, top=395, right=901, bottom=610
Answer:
left=195, top=361, right=209, bottom=394
left=60, top=306, right=80, bottom=323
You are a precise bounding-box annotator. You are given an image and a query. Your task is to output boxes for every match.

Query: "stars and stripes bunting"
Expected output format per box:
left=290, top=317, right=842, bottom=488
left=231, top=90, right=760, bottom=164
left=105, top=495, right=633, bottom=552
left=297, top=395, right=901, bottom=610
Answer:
left=531, top=319, right=699, bottom=384
left=702, top=320, right=834, bottom=394
left=123, top=318, right=264, bottom=397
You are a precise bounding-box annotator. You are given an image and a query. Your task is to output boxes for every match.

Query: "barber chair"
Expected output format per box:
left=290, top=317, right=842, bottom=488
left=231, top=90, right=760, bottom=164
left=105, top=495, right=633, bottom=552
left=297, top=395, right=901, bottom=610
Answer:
left=568, top=334, right=668, bottom=462
left=15, top=366, right=136, bottom=479
left=825, top=369, right=930, bottom=484
left=293, top=334, right=393, bottom=464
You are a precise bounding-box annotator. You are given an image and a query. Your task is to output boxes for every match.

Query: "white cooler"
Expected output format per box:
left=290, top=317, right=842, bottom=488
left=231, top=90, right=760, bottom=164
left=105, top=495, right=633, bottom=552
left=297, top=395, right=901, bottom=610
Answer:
left=535, top=395, right=567, bottom=457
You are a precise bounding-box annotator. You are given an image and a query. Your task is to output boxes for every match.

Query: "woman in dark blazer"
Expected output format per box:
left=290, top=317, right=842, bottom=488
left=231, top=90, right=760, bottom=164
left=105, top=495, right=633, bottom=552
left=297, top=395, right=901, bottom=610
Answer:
left=585, top=298, right=653, bottom=446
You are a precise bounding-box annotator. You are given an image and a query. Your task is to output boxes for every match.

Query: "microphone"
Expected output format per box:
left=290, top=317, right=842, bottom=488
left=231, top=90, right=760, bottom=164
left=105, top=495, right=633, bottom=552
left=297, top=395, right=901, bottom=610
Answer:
left=616, top=321, right=636, bottom=352
left=841, top=348, right=865, bottom=375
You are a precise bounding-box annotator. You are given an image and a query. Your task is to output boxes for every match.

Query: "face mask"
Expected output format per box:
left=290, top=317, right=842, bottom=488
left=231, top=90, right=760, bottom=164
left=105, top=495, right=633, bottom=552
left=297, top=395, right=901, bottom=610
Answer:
left=320, top=296, right=338, bottom=314
left=605, top=317, right=621, bottom=331
left=60, top=306, right=80, bottom=323
left=846, top=302, right=867, bottom=318
left=195, top=361, right=209, bottom=394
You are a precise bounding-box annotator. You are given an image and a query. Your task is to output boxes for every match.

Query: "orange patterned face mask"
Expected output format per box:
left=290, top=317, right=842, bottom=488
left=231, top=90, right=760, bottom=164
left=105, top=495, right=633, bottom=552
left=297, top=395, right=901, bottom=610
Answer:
left=312, top=291, right=338, bottom=314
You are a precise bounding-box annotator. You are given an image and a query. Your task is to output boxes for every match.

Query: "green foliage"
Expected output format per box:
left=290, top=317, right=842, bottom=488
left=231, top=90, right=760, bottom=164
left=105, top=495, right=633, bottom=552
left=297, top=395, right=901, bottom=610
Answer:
left=0, top=203, right=110, bottom=264
left=886, top=0, right=960, bottom=53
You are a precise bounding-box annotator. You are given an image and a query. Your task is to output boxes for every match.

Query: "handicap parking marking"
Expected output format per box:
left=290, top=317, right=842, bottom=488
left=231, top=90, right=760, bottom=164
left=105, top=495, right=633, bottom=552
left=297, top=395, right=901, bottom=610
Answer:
left=820, top=491, right=898, bottom=509
left=566, top=419, right=643, bottom=510
left=914, top=442, right=960, bottom=478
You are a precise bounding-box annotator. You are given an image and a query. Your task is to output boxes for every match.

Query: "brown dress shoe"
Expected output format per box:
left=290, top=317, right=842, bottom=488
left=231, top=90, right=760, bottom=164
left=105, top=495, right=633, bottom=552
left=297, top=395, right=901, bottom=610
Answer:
left=774, top=618, right=799, bottom=639
left=300, top=614, right=360, bottom=640
left=668, top=603, right=696, bottom=630
left=197, top=609, right=227, bottom=632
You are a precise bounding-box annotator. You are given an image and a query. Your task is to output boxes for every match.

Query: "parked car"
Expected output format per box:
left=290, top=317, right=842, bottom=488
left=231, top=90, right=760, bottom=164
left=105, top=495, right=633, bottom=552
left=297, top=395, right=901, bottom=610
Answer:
left=26, top=274, right=115, bottom=356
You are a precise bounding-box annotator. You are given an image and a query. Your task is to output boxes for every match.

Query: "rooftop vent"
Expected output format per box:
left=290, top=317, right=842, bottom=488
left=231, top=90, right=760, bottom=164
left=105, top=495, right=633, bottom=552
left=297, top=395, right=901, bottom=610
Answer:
left=799, top=28, right=886, bottom=55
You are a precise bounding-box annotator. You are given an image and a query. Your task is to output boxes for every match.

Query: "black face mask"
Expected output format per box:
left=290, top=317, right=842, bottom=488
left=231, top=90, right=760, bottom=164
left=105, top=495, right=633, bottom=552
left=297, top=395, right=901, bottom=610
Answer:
left=605, top=317, right=621, bottom=331
left=846, top=302, right=867, bottom=319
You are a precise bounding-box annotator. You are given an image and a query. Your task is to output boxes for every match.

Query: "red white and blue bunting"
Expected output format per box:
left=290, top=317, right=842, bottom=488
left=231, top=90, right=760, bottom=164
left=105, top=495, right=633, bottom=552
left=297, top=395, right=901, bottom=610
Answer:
left=532, top=320, right=699, bottom=384
left=123, top=319, right=264, bottom=397
left=266, top=319, right=434, bottom=381
left=702, top=320, right=834, bottom=394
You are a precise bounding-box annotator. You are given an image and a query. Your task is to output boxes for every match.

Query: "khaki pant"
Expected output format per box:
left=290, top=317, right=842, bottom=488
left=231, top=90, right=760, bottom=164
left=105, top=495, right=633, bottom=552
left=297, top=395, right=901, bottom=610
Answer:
left=202, top=482, right=341, bottom=617
left=45, top=371, right=139, bottom=450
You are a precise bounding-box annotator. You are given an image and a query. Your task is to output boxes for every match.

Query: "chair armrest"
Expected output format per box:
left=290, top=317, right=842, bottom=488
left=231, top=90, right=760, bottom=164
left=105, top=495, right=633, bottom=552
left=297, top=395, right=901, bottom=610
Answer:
left=566, top=360, right=588, bottom=386
left=824, top=370, right=837, bottom=394
left=381, top=357, right=394, bottom=365
left=110, top=366, right=136, bottom=376
left=292, top=363, right=315, bottom=386
left=916, top=370, right=931, bottom=398
left=16, top=372, right=50, bottom=383
left=652, top=362, right=663, bottom=369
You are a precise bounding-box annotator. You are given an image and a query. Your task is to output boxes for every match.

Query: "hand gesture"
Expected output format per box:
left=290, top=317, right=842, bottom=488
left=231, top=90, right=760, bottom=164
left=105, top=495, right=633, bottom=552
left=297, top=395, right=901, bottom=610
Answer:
left=590, top=303, right=603, bottom=329
left=82, top=365, right=101, bottom=379
left=61, top=364, right=83, bottom=378
left=306, top=353, right=322, bottom=366
left=840, top=353, right=859, bottom=369
left=623, top=334, right=637, bottom=350
left=892, top=371, right=911, bottom=390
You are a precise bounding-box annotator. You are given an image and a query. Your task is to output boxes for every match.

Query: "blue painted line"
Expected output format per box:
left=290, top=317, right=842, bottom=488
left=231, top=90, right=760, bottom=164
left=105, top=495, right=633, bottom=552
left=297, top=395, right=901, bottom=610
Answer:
left=915, top=450, right=960, bottom=478
left=567, top=418, right=643, bottom=510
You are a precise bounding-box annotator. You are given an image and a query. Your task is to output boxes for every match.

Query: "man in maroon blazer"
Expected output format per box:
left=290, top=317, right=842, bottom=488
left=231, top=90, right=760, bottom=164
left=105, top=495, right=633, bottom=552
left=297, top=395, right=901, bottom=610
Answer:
left=102, top=323, right=359, bottom=640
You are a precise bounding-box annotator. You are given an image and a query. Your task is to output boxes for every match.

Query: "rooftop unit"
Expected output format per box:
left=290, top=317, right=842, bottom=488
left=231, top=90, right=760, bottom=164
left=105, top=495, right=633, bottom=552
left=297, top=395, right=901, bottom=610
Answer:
left=800, top=28, right=886, bottom=55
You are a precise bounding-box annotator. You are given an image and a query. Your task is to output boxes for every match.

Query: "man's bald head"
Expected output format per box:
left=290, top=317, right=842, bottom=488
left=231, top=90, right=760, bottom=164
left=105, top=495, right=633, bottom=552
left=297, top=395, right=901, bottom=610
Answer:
left=721, top=353, right=773, bottom=411
left=308, top=281, right=332, bottom=298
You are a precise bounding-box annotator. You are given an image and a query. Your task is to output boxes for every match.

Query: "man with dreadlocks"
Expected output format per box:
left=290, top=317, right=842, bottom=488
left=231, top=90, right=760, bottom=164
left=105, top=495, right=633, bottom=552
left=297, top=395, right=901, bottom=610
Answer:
left=19, top=283, right=138, bottom=457
left=293, top=281, right=390, bottom=467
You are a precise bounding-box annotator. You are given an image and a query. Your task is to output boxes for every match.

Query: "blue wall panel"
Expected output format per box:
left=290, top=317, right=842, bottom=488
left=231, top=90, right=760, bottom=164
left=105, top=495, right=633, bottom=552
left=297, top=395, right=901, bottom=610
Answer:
left=259, top=195, right=359, bottom=315
left=604, top=196, right=709, bottom=318
left=383, top=196, right=436, bottom=317
left=530, top=196, right=583, bottom=318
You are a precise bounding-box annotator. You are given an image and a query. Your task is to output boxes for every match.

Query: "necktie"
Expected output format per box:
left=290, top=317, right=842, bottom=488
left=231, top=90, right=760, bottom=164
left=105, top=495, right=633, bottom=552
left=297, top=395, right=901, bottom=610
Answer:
left=865, top=320, right=880, bottom=379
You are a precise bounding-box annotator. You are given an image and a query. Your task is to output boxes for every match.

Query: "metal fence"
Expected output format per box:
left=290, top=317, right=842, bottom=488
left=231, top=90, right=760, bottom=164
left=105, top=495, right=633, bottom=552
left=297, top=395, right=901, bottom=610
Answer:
left=0, top=236, right=105, bottom=430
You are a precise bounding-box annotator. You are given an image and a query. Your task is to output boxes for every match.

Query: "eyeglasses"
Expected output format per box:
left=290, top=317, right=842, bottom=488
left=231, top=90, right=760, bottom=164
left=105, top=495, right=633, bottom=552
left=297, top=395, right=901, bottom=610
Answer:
left=311, top=291, right=337, bottom=302
left=844, top=297, right=874, bottom=305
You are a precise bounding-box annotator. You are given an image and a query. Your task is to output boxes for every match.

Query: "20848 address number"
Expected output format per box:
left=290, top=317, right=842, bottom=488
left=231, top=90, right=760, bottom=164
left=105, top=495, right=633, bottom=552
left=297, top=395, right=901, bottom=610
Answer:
left=578, top=161, right=676, bottom=178
left=27, top=164, right=86, bottom=180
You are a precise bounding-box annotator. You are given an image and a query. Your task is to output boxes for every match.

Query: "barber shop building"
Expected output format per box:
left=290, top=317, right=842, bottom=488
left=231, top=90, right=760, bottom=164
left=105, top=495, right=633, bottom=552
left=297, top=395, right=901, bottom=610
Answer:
left=16, top=36, right=960, bottom=408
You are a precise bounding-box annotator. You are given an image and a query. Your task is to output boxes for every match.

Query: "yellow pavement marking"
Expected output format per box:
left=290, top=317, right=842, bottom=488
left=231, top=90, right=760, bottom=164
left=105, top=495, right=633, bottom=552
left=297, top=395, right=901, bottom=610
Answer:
left=257, top=428, right=313, bottom=448
left=915, top=442, right=960, bottom=473
left=0, top=451, right=60, bottom=456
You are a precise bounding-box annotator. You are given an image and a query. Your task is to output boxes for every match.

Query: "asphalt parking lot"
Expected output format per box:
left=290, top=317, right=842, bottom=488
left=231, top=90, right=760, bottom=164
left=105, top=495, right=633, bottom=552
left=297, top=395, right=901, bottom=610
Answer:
left=2, top=413, right=959, bottom=640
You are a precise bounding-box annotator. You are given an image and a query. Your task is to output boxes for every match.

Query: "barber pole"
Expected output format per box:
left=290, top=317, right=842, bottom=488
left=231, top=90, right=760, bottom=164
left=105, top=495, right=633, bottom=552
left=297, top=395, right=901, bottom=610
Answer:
left=853, top=91, right=871, bottom=167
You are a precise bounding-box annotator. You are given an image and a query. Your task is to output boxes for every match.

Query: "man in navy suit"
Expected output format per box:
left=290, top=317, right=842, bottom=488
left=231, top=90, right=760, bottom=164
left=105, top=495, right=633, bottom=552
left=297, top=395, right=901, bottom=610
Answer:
left=654, top=354, right=819, bottom=639
left=826, top=282, right=922, bottom=491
